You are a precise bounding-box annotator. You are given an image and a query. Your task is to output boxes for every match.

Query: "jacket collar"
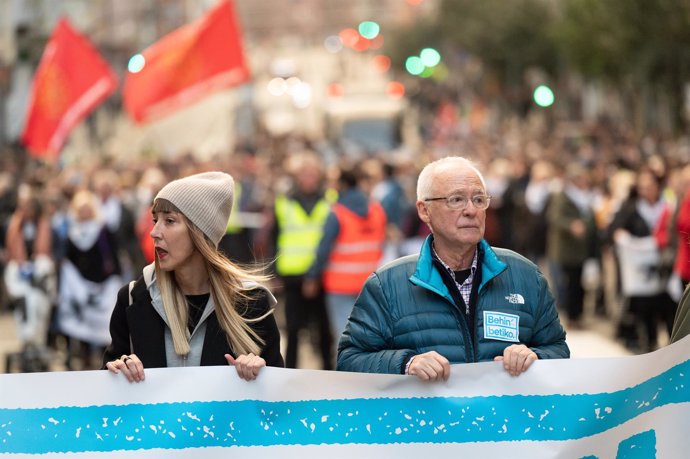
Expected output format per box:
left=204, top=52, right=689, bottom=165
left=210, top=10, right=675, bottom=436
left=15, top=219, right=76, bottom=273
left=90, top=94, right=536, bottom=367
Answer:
left=410, top=235, right=507, bottom=297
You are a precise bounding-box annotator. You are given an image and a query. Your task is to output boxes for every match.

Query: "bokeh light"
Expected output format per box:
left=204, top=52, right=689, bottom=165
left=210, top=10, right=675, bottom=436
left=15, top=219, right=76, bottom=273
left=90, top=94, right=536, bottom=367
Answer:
left=291, top=82, right=312, bottom=108
left=352, top=36, right=371, bottom=52
left=369, top=34, right=385, bottom=50
left=420, top=48, right=441, bottom=67
left=372, top=55, right=391, bottom=73
left=267, top=77, right=287, bottom=96
left=420, top=66, right=435, bottom=78
left=533, top=85, right=555, bottom=107
left=324, top=35, right=343, bottom=53
left=358, top=21, right=380, bottom=40
left=328, top=83, right=344, bottom=97
left=386, top=81, right=405, bottom=99
left=405, top=56, right=425, bottom=75
left=339, top=28, right=360, bottom=48
left=127, top=54, right=145, bottom=73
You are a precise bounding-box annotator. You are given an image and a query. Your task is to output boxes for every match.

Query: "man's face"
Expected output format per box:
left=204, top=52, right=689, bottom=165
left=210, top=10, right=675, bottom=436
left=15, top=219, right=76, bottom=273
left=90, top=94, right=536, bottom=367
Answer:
left=416, top=164, right=486, bottom=250
left=296, top=164, right=321, bottom=194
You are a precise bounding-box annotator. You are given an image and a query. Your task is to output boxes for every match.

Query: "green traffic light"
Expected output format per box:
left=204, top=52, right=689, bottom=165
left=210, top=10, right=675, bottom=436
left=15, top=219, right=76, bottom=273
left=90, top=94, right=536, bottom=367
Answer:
left=533, top=85, right=554, bottom=107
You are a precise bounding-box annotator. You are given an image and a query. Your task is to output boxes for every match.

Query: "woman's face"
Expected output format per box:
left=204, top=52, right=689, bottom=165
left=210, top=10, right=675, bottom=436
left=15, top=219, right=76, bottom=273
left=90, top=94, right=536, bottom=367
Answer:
left=150, top=210, right=199, bottom=272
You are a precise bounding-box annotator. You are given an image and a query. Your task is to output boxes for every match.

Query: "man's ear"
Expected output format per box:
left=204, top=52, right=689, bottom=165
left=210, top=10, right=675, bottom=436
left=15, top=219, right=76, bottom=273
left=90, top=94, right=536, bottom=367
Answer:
left=416, top=200, right=430, bottom=224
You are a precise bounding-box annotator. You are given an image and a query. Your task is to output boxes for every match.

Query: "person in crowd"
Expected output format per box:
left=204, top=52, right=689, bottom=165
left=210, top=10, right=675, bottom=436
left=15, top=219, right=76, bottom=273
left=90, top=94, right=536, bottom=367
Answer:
left=500, top=156, right=532, bottom=257
left=370, top=159, right=414, bottom=265
left=546, top=163, right=599, bottom=329
left=4, top=186, right=56, bottom=371
left=303, top=164, right=387, bottom=355
left=133, top=167, right=168, bottom=265
left=609, top=167, right=676, bottom=352
left=482, top=157, right=512, bottom=247
left=0, top=170, right=18, bottom=313
left=523, top=160, right=556, bottom=264
left=218, top=152, right=266, bottom=264
left=269, top=152, right=333, bottom=369
left=92, top=169, right=141, bottom=282
left=671, top=164, right=690, bottom=290
left=103, top=172, right=283, bottom=382
left=337, top=156, right=569, bottom=380
left=58, top=189, right=123, bottom=369
left=371, top=160, right=412, bottom=232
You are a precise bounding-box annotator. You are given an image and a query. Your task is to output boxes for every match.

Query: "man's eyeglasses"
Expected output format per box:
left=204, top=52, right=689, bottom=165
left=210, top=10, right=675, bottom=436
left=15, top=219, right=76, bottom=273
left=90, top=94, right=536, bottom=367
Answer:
left=423, top=194, right=492, bottom=210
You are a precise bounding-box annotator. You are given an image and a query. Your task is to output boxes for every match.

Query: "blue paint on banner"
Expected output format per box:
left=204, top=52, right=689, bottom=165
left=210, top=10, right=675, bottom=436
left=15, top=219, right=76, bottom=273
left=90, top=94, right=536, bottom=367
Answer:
left=0, top=360, right=687, bottom=454
left=615, top=429, right=656, bottom=459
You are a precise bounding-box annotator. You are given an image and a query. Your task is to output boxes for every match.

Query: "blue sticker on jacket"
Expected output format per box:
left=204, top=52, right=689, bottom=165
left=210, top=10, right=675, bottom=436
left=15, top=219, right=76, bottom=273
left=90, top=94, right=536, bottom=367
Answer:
left=484, top=311, right=520, bottom=342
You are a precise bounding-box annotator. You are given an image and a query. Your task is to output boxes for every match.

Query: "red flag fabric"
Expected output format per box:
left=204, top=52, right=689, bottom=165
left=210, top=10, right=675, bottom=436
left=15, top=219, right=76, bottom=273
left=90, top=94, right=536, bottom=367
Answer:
left=123, top=0, right=250, bottom=123
left=21, top=18, right=118, bottom=159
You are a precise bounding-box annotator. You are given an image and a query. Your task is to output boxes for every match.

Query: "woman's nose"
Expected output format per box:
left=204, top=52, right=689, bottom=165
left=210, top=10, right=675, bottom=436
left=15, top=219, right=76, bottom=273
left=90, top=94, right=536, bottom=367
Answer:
left=150, top=221, right=161, bottom=239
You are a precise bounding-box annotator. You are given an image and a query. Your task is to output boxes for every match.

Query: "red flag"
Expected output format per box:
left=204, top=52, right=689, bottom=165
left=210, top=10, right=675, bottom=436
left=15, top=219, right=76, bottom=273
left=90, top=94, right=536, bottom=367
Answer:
left=123, top=0, right=250, bottom=123
left=21, top=18, right=118, bottom=159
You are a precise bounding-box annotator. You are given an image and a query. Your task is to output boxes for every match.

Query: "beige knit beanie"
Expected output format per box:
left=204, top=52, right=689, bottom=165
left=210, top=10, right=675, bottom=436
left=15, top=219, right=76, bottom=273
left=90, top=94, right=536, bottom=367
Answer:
left=154, top=171, right=234, bottom=246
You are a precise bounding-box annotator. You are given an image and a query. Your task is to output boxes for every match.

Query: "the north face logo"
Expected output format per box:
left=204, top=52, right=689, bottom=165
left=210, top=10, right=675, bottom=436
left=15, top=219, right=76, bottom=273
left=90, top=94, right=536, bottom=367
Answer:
left=505, top=293, right=525, bottom=304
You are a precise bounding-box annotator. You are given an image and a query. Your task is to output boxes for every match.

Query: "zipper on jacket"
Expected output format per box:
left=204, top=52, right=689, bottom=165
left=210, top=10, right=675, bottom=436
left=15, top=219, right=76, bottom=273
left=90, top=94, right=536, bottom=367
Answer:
left=472, top=295, right=480, bottom=363
left=448, top=299, right=474, bottom=364
left=460, top=316, right=474, bottom=364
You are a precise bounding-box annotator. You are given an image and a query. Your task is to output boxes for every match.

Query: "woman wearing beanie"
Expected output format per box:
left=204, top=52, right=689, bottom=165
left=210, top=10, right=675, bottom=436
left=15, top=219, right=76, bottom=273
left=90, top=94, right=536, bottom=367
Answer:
left=103, top=171, right=283, bottom=381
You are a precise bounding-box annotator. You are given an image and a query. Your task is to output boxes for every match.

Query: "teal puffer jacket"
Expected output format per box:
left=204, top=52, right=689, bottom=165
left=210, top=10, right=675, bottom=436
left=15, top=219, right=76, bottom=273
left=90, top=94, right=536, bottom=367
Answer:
left=337, top=236, right=569, bottom=374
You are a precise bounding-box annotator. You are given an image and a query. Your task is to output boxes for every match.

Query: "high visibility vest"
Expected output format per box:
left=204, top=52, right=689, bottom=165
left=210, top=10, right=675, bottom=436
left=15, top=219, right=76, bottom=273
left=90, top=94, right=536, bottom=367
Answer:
left=323, top=202, right=386, bottom=294
left=275, top=195, right=331, bottom=276
left=226, top=182, right=243, bottom=234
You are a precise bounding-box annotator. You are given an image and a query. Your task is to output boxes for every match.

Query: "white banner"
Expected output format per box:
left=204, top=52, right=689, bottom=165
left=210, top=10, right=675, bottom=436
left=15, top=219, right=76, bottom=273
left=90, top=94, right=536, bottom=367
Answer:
left=1, top=336, right=689, bottom=458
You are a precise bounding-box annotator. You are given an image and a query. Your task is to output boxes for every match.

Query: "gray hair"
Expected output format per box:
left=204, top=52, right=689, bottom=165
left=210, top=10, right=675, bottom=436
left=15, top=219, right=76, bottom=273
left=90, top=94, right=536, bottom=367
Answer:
left=416, top=156, right=487, bottom=200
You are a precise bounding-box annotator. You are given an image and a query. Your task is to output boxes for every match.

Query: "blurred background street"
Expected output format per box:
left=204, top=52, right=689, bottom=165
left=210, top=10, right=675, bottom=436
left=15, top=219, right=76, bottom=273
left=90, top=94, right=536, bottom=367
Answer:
left=1, top=0, right=688, bottom=373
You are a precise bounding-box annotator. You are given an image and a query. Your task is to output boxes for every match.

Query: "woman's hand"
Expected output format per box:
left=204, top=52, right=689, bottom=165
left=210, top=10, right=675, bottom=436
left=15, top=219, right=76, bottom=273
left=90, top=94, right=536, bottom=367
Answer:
left=225, top=353, right=266, bottom=381
left=105, top=354, right=145, bottom=382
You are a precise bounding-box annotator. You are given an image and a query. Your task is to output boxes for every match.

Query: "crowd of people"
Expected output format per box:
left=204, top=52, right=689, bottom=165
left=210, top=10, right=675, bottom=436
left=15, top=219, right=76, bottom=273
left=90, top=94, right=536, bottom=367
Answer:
left=1, top=114, right=690, bottom=373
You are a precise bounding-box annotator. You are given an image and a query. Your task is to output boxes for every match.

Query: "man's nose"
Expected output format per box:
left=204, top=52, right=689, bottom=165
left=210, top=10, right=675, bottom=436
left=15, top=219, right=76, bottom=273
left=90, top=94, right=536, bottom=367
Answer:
left=462, top=203, right=479, bottom=216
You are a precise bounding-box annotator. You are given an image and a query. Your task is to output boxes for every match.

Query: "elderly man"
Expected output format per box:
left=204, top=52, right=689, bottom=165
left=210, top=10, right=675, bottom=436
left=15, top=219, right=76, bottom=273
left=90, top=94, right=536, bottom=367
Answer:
left=337, top=156, right=569, bottom=381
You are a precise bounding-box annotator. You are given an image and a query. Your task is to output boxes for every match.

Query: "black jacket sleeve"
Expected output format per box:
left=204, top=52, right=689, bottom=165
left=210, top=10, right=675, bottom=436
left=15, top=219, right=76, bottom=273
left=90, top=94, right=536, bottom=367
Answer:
left=242, top=289, right=285, bottom=368
left=101, top=283, right=132, bottom=368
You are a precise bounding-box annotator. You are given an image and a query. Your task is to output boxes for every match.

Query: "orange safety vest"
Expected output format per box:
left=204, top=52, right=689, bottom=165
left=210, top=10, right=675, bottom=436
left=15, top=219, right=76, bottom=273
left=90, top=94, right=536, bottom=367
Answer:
left=323, top=202, right=386, bottom=294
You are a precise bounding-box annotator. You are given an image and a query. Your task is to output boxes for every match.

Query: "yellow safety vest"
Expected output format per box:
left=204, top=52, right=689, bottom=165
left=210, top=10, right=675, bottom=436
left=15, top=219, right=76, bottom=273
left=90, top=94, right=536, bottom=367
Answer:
left=275, top=195, right=331, bottom=275
left=226, top=182, right=243, bottom=234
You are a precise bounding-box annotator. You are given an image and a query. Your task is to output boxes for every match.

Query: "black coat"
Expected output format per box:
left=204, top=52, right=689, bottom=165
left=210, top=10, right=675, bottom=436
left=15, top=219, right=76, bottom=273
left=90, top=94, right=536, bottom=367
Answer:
left=102, top=278, right=284, bottom=368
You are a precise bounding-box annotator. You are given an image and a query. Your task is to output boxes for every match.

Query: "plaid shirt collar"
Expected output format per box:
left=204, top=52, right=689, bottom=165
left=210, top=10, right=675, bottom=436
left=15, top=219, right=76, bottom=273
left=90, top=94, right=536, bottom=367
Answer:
left=431, top=242, right=478, bottom=311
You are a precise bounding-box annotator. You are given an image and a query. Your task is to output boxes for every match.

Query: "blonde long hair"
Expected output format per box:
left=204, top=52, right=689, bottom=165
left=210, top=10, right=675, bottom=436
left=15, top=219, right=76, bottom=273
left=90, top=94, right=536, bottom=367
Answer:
left=152, top=199, right=272, bottom=357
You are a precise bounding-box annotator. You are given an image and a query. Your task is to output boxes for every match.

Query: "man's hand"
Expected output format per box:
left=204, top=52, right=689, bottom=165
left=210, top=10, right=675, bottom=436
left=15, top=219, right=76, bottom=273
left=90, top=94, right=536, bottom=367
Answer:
left=407, top=351, right=450, bottom=381
left=494, top=344, right=537, bottom=376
